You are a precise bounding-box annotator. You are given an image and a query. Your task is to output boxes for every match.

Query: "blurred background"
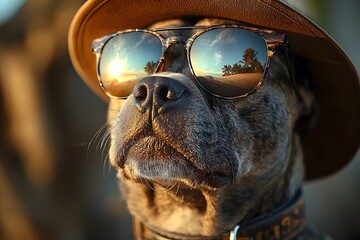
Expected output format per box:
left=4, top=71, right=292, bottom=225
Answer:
left=0, top=0, right=359, bottom=239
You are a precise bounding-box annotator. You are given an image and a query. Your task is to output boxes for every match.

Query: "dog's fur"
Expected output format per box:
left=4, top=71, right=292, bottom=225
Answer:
left=106, top=18, right=324, bottom=239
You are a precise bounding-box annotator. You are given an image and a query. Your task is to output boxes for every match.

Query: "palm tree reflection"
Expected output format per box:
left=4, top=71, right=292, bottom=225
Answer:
left=221, top=48, right=265, bottom=76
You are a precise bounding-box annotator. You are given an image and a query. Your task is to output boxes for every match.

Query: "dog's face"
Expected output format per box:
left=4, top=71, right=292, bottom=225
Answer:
left=106, top=18, right=310, bottom=234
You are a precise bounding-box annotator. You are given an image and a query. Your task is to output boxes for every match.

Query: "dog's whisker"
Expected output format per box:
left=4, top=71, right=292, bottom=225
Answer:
left=142, top=176, right=156, bottom=192
left=170, top=181, right=178, bottom=191
left=147, top=179, right=156, bottom=192
left=164, top=181, right=178, bottom=192
left=107, top=108, right=120, bottom=112
left=176, top=181, right=180, bottom=195
left=139, top=176, right=146, bottom=189
left=89, top=116, right=116, bottom=154
left=87, top=123, right=109, bottom=156
left=139, top=175, right=147, bottom=189
left=100, top=133, right=111, bottom=160
left=90, top=115, right=119, bottom=176
left=161, top=179, right=171, bottom=192
left=99, top=130, right=110, bottom=155
left=102, top=152, right=112, bottom=176
left=98, top=121, right=114, bottom=147
left=100, top=130, right=111, bottom=149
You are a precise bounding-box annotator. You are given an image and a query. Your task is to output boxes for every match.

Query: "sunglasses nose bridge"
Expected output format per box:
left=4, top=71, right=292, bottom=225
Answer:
left=155, top=36, right=190, bottom=75
left=164, top=36, right=188, bottom=47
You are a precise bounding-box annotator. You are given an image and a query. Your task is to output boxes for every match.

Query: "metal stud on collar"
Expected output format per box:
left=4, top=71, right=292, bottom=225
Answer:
left=229, top=225, right=240, bottom=240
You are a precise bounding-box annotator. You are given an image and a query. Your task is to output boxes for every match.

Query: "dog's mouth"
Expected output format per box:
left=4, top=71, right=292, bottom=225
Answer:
left=111, top=132, right=234, bottom=190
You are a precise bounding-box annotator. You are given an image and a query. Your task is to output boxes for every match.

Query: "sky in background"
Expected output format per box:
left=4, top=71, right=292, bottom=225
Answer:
left=0, top=0, right=25, bottom=25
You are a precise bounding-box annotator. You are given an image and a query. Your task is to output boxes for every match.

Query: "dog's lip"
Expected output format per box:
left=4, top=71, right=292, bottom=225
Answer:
left=127, top=135, right=184, bottom=163
left=115, top=135, right=234, bottom=189
left=114, top=118, right=200, bottom=166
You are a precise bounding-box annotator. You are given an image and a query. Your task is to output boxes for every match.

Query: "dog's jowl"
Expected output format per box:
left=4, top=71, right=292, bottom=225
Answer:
left=69, top=1, right=360, bottom=239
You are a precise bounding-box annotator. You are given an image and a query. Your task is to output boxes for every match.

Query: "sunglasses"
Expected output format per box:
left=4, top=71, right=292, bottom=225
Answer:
left=92, top=25, right=285, bottom=99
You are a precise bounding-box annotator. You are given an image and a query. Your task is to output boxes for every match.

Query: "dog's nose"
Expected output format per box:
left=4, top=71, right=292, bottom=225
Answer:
left=132, top=76, right=186, bottom=115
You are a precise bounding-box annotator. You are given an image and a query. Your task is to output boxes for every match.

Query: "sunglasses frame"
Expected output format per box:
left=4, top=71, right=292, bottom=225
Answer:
left=92, top=24, right=286, bottom=99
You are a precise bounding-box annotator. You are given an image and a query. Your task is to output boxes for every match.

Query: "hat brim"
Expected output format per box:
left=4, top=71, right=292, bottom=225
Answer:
left=68, top=0, right=360, bottom=180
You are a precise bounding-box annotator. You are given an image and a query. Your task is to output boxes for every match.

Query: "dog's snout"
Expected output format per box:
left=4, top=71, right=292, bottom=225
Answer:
left=133, top=76, right=186, bottom=114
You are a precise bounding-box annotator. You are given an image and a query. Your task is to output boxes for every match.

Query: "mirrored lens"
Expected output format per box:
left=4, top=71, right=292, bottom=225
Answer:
left=190, top=28, right=267, bottom=98
left=99, top=31, right=162, bottom=98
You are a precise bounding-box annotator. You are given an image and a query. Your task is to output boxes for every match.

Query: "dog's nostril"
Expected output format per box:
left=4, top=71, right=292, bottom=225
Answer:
left=134, top=84, right=147, bottom=100
left=159, top=87, right=171, bottom=101
left=132, top=77, right=187, bottom=113
left=159, top=86, right=184, bottom=101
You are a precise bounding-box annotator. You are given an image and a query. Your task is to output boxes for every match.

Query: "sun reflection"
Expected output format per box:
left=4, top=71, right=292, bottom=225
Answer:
left=107, top=59, right=125, bottom=82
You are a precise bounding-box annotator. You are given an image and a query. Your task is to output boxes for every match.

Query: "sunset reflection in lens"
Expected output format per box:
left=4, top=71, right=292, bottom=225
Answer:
left=99, top=31, right=162, bottom=98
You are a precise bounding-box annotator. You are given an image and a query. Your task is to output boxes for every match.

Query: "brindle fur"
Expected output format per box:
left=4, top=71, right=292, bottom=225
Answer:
left=106, top=19, right=327, bottom=239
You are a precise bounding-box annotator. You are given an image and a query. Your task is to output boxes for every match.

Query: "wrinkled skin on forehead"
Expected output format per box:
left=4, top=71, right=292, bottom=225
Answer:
left=106, top=18, right=312, bottom=237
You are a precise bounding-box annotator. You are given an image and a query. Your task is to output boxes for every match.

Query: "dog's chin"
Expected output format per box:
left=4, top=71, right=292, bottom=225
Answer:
left=113, top=136, right=233, bottom=190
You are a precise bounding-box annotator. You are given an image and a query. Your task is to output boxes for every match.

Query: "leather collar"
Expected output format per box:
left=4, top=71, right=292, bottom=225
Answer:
left=133, top=190, right=306, bottom=240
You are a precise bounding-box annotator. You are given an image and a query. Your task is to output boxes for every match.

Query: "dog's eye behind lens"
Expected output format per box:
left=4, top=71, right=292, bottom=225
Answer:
left=99, top=32, right=162, bottom=98
left=190, top=28, right=267, bottom=98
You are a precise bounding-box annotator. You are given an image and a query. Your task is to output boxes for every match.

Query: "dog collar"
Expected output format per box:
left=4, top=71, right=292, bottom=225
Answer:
left=133, top=190, right=306, bottom=240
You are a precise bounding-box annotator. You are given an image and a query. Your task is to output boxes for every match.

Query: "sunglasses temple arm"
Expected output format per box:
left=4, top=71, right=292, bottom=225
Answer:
left=265, top=35, right=304, bottom=105
left=282, top=41, right=305, bottom=106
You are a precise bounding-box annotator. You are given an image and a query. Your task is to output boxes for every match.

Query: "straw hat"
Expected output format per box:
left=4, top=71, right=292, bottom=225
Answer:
left=68, top=0, right=360, bottom=180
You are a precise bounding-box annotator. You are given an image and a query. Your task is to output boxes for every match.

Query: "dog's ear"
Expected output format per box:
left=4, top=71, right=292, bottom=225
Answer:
left=295, top=79, right=318, bottom=133
left=274, top=46, right=318, bottom=132
left=292, top=56, right=319, bottom=133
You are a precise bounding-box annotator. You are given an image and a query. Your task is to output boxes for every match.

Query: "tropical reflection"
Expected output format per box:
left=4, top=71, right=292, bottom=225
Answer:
left=144, top=60, right=159, bottom=74
left=99, top=32, right=162, bottom=97
left=221, top=48, right=265, bottom=76
left=209, top=47, right=265, bottom=96
left=190, top=28, right=267, bottom=97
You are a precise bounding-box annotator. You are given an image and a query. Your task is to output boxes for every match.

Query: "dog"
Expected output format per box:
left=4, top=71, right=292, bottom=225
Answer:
left=105, top=18, right=327, bottom=240
left=67, top=0, right=360, bottom=238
